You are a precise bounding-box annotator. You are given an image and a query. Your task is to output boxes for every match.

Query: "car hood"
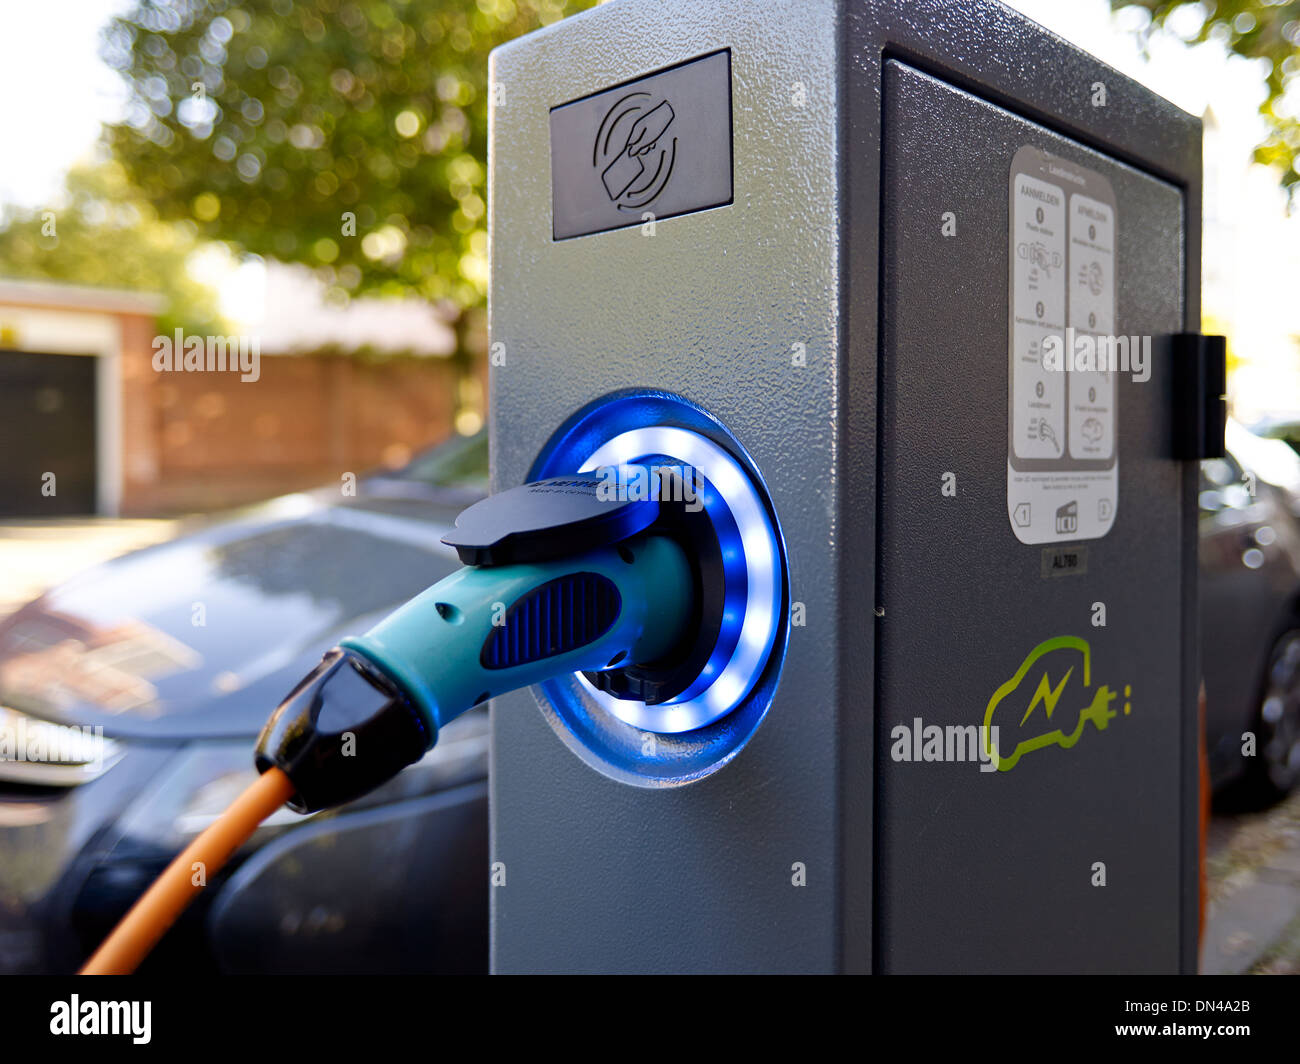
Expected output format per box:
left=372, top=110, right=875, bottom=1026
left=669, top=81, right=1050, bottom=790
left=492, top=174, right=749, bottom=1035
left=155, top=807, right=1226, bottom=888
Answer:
left=0, top=494, right=467, bottom=740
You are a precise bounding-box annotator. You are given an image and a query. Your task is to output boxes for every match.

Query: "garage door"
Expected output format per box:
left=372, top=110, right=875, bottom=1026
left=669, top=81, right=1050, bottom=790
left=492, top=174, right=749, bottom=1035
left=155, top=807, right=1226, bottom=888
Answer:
left=0, top=350, right=97, bottom=516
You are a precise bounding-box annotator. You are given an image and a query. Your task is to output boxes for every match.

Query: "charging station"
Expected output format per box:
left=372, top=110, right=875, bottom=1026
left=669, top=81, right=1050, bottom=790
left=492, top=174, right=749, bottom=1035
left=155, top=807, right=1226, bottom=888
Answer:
left=486, top=0, right=1212, bottom=973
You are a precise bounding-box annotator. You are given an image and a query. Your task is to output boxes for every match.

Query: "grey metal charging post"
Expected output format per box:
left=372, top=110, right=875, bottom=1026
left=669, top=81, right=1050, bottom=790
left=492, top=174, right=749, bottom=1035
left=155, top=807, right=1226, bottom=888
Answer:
left=487, top=0, right=1207, bottom=973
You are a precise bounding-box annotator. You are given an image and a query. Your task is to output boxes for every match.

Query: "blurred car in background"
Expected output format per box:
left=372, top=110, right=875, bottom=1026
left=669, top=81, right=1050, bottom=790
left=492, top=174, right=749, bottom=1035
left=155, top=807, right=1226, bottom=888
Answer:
left=1248, top=413, right=1300, bottom=457
left=1200, top=420, right=1300, bottom=805
left=0, top=431, right=488, bottom=974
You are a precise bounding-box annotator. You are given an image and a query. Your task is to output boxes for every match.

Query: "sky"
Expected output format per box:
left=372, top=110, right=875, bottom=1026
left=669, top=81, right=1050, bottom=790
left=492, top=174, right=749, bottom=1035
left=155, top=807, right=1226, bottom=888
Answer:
left=0, top=0, right=132, bottom=208
left=0, top=0, right=1296, bottom=415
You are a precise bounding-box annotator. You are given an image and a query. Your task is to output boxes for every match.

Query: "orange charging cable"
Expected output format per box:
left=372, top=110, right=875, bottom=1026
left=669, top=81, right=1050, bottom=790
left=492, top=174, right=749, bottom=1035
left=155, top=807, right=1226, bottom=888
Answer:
left=80, top=766, right=296, bottom=975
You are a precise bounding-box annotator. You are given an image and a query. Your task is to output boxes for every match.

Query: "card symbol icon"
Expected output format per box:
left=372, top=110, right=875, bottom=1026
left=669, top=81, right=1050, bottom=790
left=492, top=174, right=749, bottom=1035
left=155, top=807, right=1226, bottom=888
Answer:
left=595, top=93, right=677, bottom=209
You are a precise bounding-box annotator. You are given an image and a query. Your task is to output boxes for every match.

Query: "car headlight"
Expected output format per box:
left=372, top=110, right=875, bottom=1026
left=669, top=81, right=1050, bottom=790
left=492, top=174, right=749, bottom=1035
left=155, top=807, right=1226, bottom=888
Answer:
left=0, top=705, right=122, bottom=787
left=113, top=713, right=487, bottom=852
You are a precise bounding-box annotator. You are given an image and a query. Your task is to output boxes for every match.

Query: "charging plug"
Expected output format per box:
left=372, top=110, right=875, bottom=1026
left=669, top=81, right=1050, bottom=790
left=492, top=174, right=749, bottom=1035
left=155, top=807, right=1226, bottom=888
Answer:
left=255, top=472, right=694, bottom=812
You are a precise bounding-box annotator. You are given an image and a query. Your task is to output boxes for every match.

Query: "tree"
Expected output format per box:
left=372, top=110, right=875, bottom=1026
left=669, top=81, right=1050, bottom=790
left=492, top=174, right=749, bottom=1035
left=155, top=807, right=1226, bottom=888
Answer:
left=100, top=0, right=597, bottom=369
left=1112, top=0, right=1300, bottom=202
left=0, top=160, right=223, bottom=336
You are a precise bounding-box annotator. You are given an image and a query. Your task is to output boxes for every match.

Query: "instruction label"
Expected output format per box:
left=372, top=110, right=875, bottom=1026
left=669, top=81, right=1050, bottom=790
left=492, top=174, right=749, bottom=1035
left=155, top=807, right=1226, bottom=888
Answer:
left=1007, top=146, right=1118, bottom=544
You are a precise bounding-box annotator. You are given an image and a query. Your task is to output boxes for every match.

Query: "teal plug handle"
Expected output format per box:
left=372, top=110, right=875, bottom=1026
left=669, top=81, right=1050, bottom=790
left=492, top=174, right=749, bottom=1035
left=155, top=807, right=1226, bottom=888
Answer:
left=255, top=473, right=695, bottom=813
left=342, top=533, right=693, bottom=733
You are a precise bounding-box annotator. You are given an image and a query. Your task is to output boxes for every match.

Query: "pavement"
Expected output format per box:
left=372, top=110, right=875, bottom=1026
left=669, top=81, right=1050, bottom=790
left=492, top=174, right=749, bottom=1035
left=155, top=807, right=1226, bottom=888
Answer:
left=0, top=517, right=182, bottom=618
left=1202, top=788, right=1300, bottom=974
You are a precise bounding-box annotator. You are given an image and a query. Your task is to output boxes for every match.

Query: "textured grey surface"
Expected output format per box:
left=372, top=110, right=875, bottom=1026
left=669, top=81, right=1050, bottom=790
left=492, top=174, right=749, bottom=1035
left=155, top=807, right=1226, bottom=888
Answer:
left=876, top=61, right=1185, bottom=973
left=488, top=0, right=1202, bottom=972
left=489, top=0, right=843, bottom=974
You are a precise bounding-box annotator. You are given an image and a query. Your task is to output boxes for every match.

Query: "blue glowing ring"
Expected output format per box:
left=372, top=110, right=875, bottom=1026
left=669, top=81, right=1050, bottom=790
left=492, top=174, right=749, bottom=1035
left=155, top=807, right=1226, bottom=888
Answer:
left=529, top=390, right=789, bottom=786
left=578, top=427, right=780, bottom=732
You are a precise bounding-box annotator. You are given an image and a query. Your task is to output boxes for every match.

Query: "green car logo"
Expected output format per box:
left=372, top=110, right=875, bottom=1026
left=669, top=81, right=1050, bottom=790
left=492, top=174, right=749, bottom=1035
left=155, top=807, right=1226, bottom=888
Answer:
left=982, top=636, right=1131, bottom=771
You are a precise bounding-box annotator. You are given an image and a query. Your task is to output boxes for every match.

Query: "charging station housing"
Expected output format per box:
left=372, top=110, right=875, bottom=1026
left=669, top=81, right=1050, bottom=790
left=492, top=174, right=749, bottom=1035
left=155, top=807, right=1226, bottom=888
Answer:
left=487, top=0, right=1205, bottom=973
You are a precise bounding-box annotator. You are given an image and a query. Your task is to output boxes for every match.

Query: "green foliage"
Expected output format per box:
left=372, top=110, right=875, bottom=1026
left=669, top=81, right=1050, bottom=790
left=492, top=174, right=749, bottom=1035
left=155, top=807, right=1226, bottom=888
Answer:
left=1112, top=0, right=1300, bottom=200
left=101, top=0, right=596, bottom=319
left=0, top=161, right=224, bottom=335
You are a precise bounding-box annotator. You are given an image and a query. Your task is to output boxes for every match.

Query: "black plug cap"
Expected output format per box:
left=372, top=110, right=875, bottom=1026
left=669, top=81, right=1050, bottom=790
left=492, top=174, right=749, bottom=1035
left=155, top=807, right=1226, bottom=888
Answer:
left=441, top=472, right=659, bottom=567
left=255, top=647, right=433, bottom=813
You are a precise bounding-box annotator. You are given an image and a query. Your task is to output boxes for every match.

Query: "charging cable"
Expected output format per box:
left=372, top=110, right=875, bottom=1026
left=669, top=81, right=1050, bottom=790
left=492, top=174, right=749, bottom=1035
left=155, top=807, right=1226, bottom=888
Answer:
left=80, top=767, right=295, bottom=975
left=81, top=470, right=695, bottom=973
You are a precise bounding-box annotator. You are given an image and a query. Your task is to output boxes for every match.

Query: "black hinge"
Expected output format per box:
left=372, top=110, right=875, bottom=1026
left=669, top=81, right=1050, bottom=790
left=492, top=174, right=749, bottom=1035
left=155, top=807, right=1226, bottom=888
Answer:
left=1171, top=333, right=1226, bottom=459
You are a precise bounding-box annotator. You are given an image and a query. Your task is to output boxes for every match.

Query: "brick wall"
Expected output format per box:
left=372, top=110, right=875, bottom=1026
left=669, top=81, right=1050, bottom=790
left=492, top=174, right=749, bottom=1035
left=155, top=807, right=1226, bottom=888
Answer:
left=124, top=352, right=459, bottom=514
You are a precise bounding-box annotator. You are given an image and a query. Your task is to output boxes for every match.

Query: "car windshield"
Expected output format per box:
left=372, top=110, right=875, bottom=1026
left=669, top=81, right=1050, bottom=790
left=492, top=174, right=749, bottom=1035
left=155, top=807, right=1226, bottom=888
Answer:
left=390, top=431, right=489, bottom=492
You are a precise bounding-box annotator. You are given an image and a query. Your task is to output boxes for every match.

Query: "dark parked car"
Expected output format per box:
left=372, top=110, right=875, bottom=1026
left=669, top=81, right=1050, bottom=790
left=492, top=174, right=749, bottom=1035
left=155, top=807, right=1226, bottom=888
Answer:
left=0, top=431, right=489, bottom=974
left=1200, top=420, right=1300, bottom=804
